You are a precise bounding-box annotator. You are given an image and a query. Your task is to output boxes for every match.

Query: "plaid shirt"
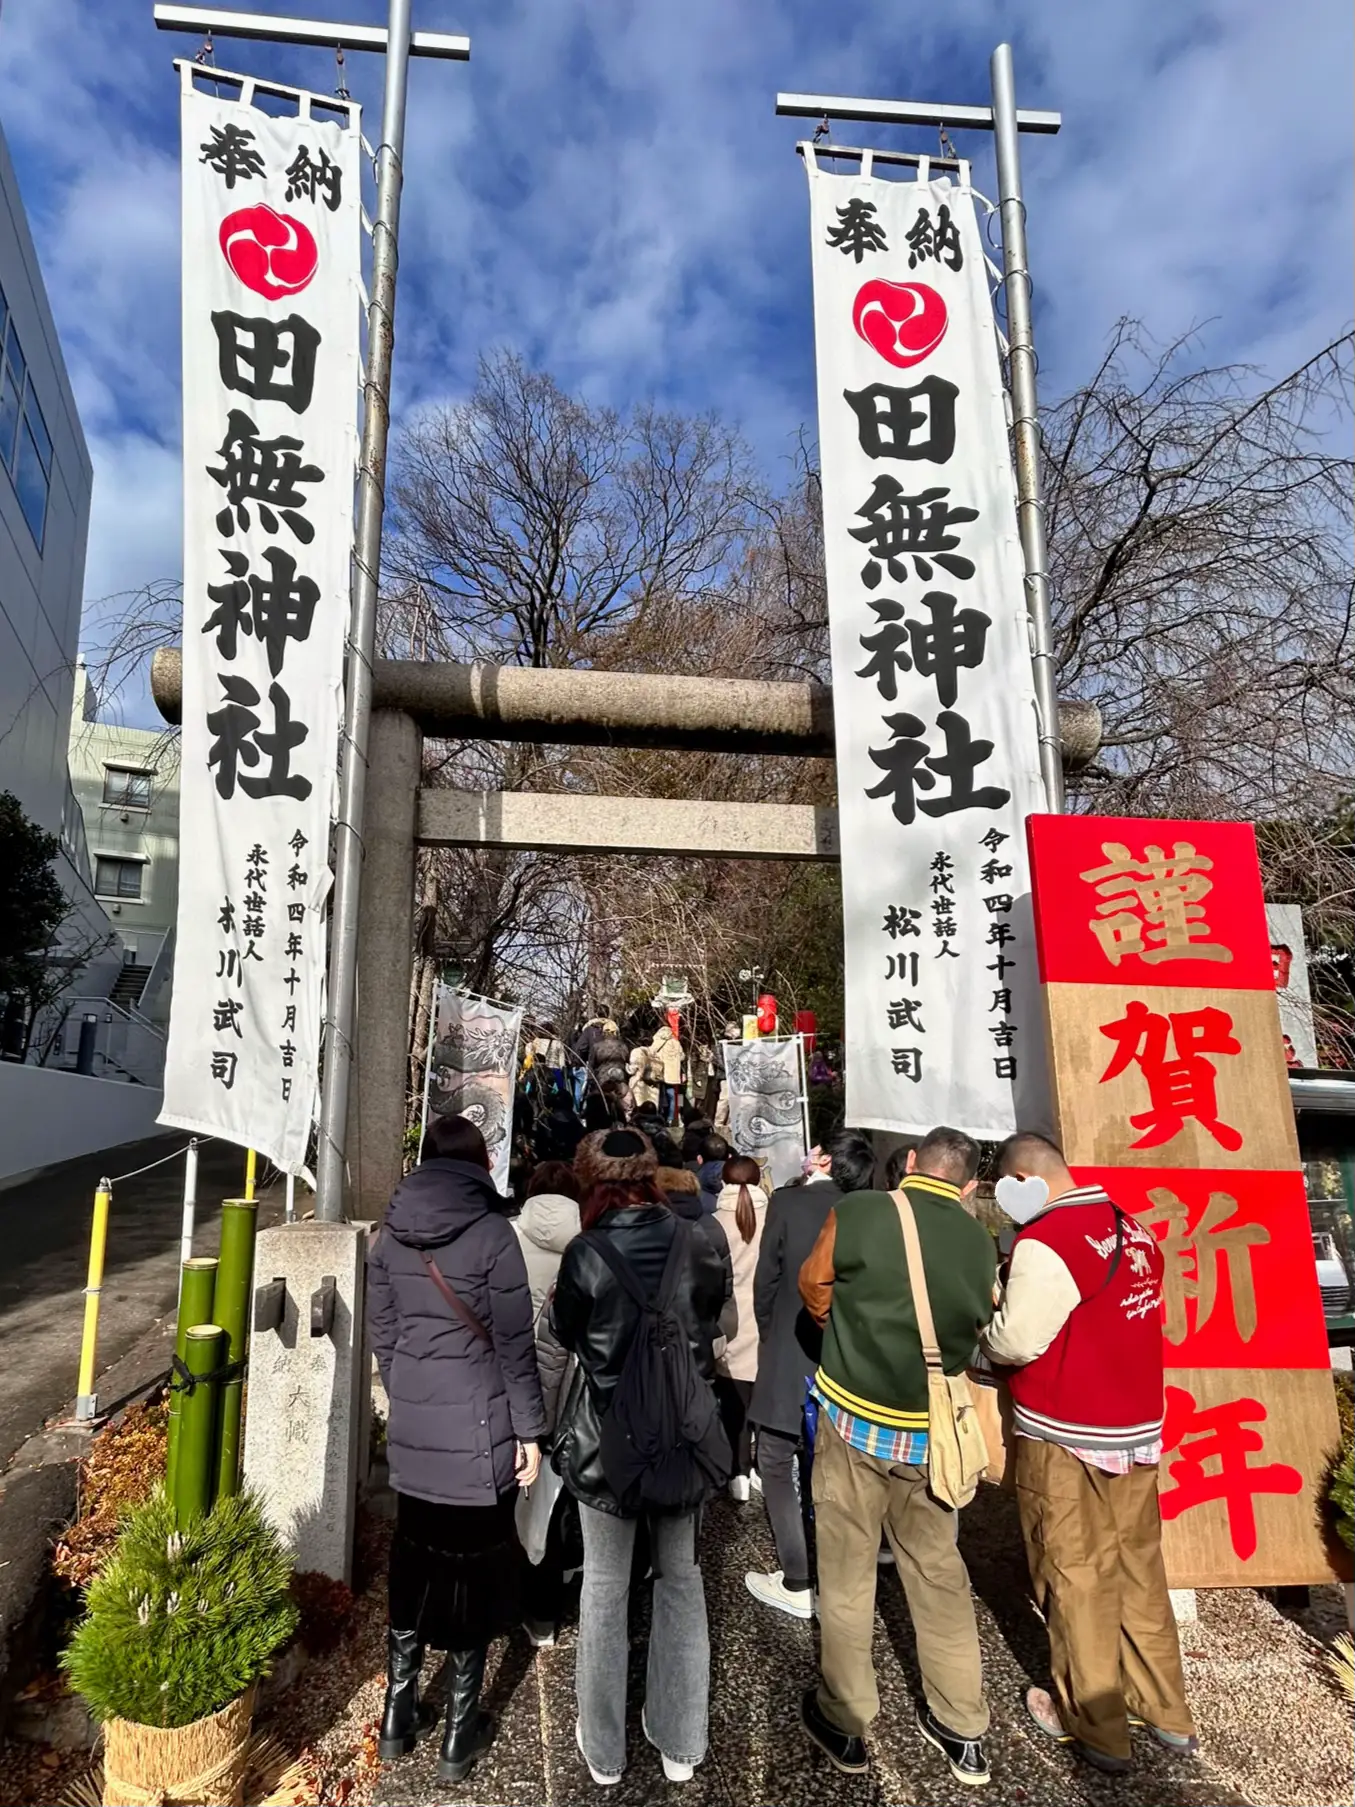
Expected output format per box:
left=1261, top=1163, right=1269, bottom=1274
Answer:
left=814, top=1392, right=1161, bottom=1476
left=812, top=1385, right=929, bottom=1466
left=1054, top=1436, right=1163, bottom=1475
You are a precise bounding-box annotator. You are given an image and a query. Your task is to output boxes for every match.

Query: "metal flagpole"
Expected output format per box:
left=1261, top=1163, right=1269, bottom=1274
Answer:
left=989, top=43, right=1064, bottom=811
left=314, top=0, right=412, bottom=1221
left=776, top=57, right=1064, bottom=809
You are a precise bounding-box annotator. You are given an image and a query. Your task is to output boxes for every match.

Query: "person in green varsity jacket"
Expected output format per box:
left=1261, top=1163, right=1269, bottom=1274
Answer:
left=796, top=1127, right=997, bottom=1788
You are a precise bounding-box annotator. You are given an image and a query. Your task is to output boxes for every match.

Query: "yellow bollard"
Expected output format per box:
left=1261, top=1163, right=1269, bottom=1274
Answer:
left=244, top=1148, right=257, bottom=1202
left=75, top=1180, right=113, bottom=1422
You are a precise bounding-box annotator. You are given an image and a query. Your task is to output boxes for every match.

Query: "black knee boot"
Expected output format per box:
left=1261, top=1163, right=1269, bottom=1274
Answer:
left=378, top=1627, right=439, bottom=1760
left=438, top=1646, right=495, bottom=1783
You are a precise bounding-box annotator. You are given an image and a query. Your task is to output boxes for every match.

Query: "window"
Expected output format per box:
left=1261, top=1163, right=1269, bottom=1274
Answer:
left=94, top=856, right=145, bottom=900
left=0, top=281, right=52, bottom=549
left=103, top=766, right=152, bottom=809
left=14, top=388, right=51, bottom=543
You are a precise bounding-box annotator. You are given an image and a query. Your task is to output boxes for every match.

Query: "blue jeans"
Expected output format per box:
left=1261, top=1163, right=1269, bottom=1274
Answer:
left=575, top=1504, right=709, bottom=1773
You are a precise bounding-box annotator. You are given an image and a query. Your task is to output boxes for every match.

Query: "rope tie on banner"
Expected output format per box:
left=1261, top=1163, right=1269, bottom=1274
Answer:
left=812, top=115, right=831, bottom=144
left=169, top=1353, right=246, bottom=1395
left=938, top=124, right=958, bottom=161
left=334, top=43, right=351, bottom=102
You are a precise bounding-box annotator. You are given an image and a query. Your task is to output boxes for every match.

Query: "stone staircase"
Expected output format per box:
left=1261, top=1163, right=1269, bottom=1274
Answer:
left=109, top=963, right=152, bottom=1011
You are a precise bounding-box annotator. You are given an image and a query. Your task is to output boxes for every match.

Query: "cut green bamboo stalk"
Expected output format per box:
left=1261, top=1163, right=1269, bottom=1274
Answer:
left=166, top=1256, right=217, bottom=1497
left=213, top=1198, right=258, bottom=1500
left=174, top=1324, right=223, bottom=1528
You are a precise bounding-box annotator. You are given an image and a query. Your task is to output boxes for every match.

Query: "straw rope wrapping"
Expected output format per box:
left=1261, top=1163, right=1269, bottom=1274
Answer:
left=99, top=1686, right=255, bottom=1806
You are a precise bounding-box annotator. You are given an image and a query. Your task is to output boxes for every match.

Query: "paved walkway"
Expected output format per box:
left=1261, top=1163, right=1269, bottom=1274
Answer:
left=0, top=1132, right=276, bottom=1464
left=356, top=1484, right=1352, bottom=1807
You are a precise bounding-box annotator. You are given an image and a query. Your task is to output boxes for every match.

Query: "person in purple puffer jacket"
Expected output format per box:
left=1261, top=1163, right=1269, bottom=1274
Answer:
left=368, top=1113, right=546, bottom=1785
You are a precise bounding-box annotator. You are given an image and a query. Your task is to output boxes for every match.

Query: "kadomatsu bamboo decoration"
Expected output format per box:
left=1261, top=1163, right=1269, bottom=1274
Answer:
left=166, top=1257, right=217, bottom=1496
left=174, top=1325, right=223, bottom=1527
left=62, top=1489, right=297, bottom=1730
left=213, top=1198, right=257, bottom=1499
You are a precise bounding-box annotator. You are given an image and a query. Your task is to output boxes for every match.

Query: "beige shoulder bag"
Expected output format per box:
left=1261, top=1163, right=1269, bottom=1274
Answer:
left=891, top=1190, right=989, bottom=1509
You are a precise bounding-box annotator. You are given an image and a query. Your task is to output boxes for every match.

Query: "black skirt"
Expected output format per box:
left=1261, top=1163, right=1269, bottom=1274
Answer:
left=389, top=1489, right=522, bottom=1651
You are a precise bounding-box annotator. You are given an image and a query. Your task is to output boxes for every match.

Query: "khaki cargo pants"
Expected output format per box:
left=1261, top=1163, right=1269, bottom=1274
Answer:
left=812, top=1413, right=989, bottom=1740
left=1016, top=1437, right=1195, bottom=1761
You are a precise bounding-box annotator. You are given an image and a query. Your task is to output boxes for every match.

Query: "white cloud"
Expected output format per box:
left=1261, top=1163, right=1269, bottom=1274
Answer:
left=0, top=0, right=1348, bottom=634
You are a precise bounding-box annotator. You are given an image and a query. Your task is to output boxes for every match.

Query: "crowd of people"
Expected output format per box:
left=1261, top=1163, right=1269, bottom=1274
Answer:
left=367, top=1085, right=1196, bottom=1788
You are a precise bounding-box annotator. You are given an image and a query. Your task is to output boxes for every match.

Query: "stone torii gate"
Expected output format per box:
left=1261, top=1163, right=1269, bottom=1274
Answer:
left=151, top=648, right=1099, bottom=1220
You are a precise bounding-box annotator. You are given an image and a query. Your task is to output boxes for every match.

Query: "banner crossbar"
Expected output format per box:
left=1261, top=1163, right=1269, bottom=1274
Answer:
left=777, top=91, right=1060, bottom=135
left=155, top=5, right=470, bottom=60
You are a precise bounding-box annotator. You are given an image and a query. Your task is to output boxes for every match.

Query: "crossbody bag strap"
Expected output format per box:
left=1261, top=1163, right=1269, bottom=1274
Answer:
left=420, top=1250, right=493, bottom=1345
left=584, top=1228, right=652, bottom=1311
left=891, top=1189, right=943, bottom=1374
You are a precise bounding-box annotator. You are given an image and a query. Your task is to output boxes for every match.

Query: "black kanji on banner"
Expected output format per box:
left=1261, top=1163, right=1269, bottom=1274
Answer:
left=199, top=123, right=264, bottom=187
left=211, top=313, right=321, bottom=414
left=826, top=198, right=888, bottom=262
left=844, top=378, right=959, bottom=462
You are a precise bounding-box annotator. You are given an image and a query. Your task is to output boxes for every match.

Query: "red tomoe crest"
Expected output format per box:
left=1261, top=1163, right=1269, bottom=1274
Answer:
left=852, top=279, right=947, bottom=369
left=219, top=205, right=318, bottom=301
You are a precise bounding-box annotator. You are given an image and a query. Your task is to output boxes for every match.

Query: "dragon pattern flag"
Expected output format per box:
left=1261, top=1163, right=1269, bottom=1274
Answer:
left=424, top=990, right=524, bottom=1197
left=724, top=1036, right=809, bottom=1189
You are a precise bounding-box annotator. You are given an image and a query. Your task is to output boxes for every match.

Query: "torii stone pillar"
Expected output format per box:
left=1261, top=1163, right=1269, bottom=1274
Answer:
left=348, top=708, right=422, bottom=1220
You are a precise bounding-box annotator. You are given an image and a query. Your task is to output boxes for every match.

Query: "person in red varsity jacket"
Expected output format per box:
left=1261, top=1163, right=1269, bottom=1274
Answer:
left=982, top=1132, right=1197, bottom=1776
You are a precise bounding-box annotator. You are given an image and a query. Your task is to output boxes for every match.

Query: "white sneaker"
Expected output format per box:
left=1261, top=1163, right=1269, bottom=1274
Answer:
left=749, top=1469, right=763, bottom=1494
left=877, top=1544, right=896, bottom=1566
left=576, top=1719, right=621, bottom=1786
left=642, top=1707, right=697, bottom=1782
left=728, top=1474, right=751, bottom=1503
left=744, top=1569, right=814, bottom=1620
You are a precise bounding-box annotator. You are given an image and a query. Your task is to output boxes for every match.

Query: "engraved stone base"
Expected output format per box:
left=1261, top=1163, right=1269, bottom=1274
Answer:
left=242, top=1220, right=368, bottom=1583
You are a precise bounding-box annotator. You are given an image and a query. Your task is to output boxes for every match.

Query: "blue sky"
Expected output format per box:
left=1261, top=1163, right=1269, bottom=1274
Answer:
left=1, top=0, right=1351, bottom=704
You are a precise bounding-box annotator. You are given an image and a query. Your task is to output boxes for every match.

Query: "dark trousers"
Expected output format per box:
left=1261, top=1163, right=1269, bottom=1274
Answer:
left=756, top=1424, right=812, bottom=1588
left=716, top=1376, right=754, bottom=1477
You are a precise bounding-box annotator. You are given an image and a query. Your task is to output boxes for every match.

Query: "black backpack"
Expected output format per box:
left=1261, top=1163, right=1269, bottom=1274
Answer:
left=586, top=1219, right=732, bottom=1515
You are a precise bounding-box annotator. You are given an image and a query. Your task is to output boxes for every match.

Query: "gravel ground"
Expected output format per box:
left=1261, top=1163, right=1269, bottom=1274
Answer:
left=3, top=1488, right=1350, bottom=1807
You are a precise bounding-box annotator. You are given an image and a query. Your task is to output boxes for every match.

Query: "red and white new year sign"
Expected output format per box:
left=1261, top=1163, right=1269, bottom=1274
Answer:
left=1028, top=814, right=1339, bottom=1586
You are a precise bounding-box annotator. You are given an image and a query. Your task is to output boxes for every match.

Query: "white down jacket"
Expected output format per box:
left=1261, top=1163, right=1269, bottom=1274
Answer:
left=512, top=1191, right=580, bottom=1433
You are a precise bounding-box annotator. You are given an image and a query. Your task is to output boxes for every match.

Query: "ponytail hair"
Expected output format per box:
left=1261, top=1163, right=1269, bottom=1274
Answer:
left=723, top=1155, right=762, bottom=1244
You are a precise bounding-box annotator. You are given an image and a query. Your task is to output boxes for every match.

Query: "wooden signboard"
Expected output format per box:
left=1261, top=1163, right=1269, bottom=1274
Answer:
left=1027, top=814, right=1340, bottom=1587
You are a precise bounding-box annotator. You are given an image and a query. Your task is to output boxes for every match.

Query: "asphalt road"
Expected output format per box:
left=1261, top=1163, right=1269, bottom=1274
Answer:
left=0, top=1132, right=283, bottom=1466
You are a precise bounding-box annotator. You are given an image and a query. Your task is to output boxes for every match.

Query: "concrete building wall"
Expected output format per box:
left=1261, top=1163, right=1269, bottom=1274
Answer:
left=0, top=1063, right=166, bottom=1189
left=0, top=116, right=92, bottom=838
left=67, top=665, right=181, bottom=977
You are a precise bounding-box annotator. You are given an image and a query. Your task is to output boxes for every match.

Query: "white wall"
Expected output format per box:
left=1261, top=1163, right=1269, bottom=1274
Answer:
left=0, top=1064, right=165, bottom=1188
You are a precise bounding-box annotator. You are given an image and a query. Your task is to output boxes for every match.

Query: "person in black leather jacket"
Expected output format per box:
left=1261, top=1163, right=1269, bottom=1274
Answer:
left=550, top=1129, right=726, bottom=1786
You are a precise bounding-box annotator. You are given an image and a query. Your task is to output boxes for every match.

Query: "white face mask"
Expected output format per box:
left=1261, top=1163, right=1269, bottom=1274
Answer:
left=995, top=1174, right=1051, bottom=1226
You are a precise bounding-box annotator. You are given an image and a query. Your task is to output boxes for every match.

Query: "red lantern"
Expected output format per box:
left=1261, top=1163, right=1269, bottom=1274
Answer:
left=756, top=993, right=778, bottom=1037
left=794, top=1009, right=817, bottom=1053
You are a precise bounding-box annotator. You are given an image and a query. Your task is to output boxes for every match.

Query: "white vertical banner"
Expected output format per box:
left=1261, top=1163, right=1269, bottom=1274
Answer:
left=424, top=990, right=524, bottom=1197
left=160, top=72, right=361, bottom=1171
left=807, top=160, right=1047, bottom=1139
left=724, top=1035, right=809, bottom=1189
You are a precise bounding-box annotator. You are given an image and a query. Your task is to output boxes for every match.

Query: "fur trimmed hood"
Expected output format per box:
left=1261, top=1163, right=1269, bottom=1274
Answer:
left=656, top=1165, right=700, bottom=1197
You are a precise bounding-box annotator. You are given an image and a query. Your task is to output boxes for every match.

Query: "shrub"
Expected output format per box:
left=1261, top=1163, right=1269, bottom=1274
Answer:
left=62, top=1490, right=298, bottom=1728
